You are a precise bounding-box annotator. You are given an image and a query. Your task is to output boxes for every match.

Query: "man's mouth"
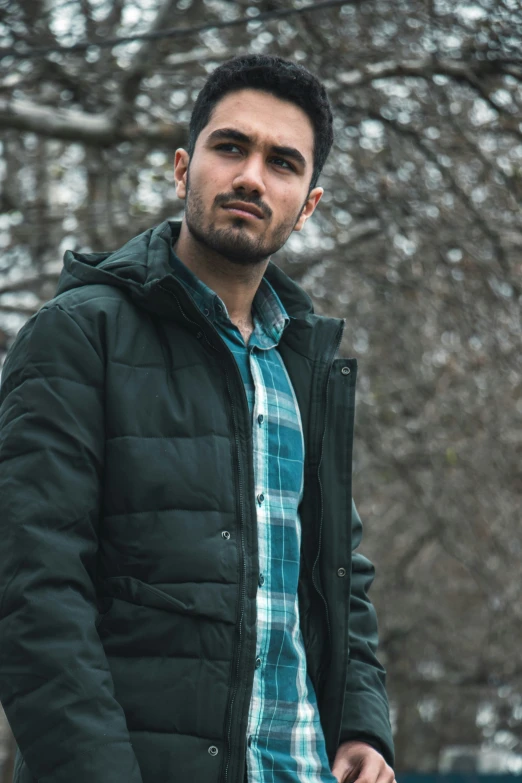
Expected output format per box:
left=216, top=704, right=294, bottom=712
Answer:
left=222, top=202, right=265, bottom=220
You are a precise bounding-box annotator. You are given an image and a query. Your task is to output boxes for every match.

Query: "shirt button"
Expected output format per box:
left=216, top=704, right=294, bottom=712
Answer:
left=341, top=366, right=351, bottom=376
left=257, top=493, right=264, bottom=505
left=248, top=736, right=253, bottom=748
left=337, top=567, right=347, bottom=577
left=257, top=414, right=264, bottom=425
left=255, top=657, right=261, bottom=669
left=258, top=573, right=265, bottom=587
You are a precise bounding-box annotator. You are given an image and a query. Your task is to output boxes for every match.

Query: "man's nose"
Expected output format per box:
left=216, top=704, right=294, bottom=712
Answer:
left=231, top=154, right=266, bottom=197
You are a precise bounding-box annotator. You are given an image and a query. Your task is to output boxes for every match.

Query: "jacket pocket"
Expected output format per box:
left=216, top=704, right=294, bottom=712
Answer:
left=102, top=575, right=189, bottom=614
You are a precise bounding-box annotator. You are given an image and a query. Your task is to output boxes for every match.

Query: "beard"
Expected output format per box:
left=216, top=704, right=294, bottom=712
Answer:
left=184, top=173, right=304, bottom=266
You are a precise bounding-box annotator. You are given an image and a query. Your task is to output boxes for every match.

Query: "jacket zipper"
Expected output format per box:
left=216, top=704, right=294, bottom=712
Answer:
left=156, top=281, right=249, bottom=783
left=311, top=321, right=345, bottom=690
left=222, top=367, right=247, bottom=783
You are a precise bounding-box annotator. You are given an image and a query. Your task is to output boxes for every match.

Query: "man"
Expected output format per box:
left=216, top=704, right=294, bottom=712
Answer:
left=0, top=55, right=394, bottom=783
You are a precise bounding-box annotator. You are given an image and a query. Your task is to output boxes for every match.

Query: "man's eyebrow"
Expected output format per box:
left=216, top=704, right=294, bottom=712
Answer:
left=207, top=128, right=251, bottom=145
left=270, top=144, right=307, bottom=169
left=207, top=128, right=307, bottom=169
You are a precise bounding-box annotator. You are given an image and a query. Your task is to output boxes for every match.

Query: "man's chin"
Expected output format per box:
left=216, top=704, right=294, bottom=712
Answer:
left=191, top=223, right=271, bottom=266
left=212, top=239, right=268, bottom=266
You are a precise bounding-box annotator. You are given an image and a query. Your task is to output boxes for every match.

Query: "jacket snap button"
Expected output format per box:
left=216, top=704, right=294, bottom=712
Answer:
left=341, top=366, right=350, bottom=376
left=337, top=567, right=347, bottom=577
left=222, top=530, right=230, bottom=540
left=208, top=745, right=219, bottom=756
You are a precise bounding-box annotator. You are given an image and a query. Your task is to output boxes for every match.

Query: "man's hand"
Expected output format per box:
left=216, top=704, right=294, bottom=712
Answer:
left=331, top=740, right=395, bottom=783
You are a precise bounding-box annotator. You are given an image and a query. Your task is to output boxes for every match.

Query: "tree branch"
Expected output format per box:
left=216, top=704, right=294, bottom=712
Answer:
left=0, top=97, right=185, bottom=146
left=357, top=105, right=521, bottom=298
left=0, top=303, right=41, bottom=316
left=115, top=0, right=188, bottom=116
left=334, top=55, right=522, bottom=140
left=0, top=272, right=58, bottom=296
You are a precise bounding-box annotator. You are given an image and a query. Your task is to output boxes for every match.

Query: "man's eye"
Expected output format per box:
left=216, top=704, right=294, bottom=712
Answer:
left=271, top=158, right=294, bottom=171
left=216, top=143, right=241, bottom=153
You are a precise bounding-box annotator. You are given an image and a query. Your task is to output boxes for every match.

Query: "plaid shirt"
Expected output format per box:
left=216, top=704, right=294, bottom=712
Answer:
left=170, top=247, right=336, bottom=783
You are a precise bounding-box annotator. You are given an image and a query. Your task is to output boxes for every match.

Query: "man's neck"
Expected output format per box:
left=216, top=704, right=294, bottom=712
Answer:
left=173, top=220, right=269, bottom=328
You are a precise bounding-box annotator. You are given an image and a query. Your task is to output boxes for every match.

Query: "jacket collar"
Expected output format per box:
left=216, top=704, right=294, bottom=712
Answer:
left=57, top=220, right=315, bottom=321
left=55, top=219, right=343, bottom=360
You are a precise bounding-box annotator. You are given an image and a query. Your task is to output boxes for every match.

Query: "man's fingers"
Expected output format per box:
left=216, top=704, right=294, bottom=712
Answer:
left=343, top=755, right=395, bottom=783
left=353, top=753, right=385, bottom=783
left=374, top=761, right=396, bottom=783
left=331, top=741, right=395, bottom=783
left=331, top=756, right=358, bottom=783
left=332, top=755, right=377, bottom=783
left=330, top=763, right=354, bottom=783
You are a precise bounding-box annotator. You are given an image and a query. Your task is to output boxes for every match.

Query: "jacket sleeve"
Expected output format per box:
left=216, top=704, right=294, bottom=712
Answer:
left=338, top=499, right=395, bottom=767
left=0, top=304, right=143, bottom=783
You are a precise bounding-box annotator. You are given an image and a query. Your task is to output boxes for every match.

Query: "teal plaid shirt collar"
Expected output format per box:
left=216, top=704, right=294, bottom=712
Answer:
left=168, top=243, right=290, bottom=351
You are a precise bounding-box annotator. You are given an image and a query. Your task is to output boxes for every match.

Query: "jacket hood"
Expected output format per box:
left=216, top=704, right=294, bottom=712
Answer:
left=56, top=219, right=316, bottom=322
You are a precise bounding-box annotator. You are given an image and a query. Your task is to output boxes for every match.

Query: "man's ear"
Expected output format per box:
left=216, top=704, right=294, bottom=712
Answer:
left=293, top=187, right=324, bottom=232
left=174, top=149, right=190, bottom=199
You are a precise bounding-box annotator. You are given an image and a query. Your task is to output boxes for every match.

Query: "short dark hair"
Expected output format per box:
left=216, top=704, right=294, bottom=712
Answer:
left=187, top=54, right=334, bottom=190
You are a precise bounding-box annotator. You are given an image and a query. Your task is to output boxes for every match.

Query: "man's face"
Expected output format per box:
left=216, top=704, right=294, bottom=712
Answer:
left=174, top=88, right=323, bottom=266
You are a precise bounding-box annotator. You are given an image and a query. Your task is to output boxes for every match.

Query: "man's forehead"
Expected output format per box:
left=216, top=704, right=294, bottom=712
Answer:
left=205, top=89, right=314, bottom=152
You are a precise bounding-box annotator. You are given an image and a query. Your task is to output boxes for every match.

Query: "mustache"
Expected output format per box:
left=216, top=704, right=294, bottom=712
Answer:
left=214, top=192, right=272, bottom=220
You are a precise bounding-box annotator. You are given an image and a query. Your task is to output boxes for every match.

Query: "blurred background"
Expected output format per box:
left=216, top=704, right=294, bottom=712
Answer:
left=0, top=0, right=521, bottom=780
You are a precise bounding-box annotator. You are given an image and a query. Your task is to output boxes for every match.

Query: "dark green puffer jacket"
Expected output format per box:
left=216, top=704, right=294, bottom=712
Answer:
left=0, top=220, right=393, bottom=783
